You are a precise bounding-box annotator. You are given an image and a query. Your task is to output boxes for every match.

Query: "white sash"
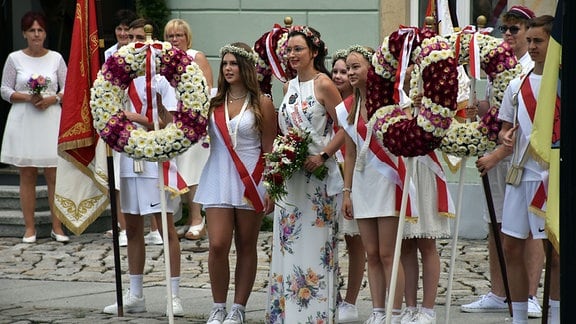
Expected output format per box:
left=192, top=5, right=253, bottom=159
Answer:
left=283, top=77, right=343, bottom=196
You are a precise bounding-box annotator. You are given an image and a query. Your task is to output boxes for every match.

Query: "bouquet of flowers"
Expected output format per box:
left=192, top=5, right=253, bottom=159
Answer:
left=263, top=128, right=327, bottom=201
left=27, top=74, right=50, bottom=95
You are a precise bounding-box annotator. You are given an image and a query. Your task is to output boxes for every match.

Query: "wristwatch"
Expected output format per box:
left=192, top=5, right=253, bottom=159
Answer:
left=320, top=151, right=330, bottom=161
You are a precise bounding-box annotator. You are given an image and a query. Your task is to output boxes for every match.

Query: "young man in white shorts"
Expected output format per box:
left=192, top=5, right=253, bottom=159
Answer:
left=102, top=18, right=184, bottom=317
left=497, top=15, right=559, bottom=324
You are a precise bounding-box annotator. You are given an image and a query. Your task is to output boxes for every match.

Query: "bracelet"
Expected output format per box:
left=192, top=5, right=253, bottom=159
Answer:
left=55, top=95, right=61, bottom=104
left=342, top=187, right=351, bottom=193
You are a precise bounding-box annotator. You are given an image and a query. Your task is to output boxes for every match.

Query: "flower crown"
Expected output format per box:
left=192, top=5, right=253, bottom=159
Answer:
left=219, top=44, right=259, bottom=65
left=331, top=49, right=348, bottom=65
left=347, top=45, right=374, bottom=63
left=290, top=25, right=321, bottom=48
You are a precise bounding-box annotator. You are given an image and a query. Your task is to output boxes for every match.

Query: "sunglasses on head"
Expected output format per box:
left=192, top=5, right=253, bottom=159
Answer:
left=498, top=25, right=521, bottom=34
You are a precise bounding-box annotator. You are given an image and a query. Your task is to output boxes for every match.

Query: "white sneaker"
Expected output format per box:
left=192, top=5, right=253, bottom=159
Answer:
left=528, top=296, right=542, bottom=318
left=364, top=312, right=386, bottom=324
left=223, top=307, right=245, bottom=324
left=460, top=292, right=508, bottom=313
left=103, top=290, right=146, bottom=314
left=118, top=230, right=127, bottom=247
left=406, top=310, right=436, bottom=324
left=207, top=307, right=227, bottom=324
left=391, top=313, right=402, bottom=324
left=144, top=230, right=163, bottom=245
left=400, top=308, right=418, bottom=324
left=169, top=296, right=184, bottom=317
left=338, top=301, right=359, bottom=323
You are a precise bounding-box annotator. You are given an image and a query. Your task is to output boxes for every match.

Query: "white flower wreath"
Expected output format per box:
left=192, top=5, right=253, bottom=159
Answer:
left=438, top=30, right=522, bottom=157
left=90, top=41, right=210, bottom=162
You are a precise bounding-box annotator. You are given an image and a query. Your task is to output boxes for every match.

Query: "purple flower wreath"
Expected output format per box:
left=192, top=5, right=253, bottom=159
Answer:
left=90, top=41, right=210, bottom=162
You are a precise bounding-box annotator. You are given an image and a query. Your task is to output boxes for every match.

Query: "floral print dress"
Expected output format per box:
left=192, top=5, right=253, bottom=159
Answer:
left=266, top=77, right=341, bottom=324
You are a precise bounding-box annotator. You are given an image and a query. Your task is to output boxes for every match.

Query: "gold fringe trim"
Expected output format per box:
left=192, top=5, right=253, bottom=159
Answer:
left=528, top=145, right=550, bottom=170
left=528, top=206, right=547, bottom=219
left=54, top=193, right=110, bottom=236
left=546, top=227, right=560, bottom=254
left=164, top=185, right=190, bottom=199
left=440, top=211, right=456, bottom=218
left=442, top=152, right=462, bottom=174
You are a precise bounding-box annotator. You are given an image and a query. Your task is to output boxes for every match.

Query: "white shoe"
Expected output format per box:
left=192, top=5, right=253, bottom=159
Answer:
left=51, top=230, right=70, bottom=243
left=364, top=312, right=386, bottom=324
left=169, top=296, right=184, bottom=317
left=400, top=308, right=418, bottom=324
left=207, top=307, right=227, bottom=324
left=528, top=296, right=542, bottom=318
left=118, top=230, right=127, bottom=247
left=338, top=301, right=359, bottom=323
left=223, top=307, right=245, bottom=324
left=144, top=230, right=163, bottom=245
left=103, top=290, right=146, bottom=314
left=406, top=310, right=436, bottom=324
left=460, top=292, right=508, bottom=313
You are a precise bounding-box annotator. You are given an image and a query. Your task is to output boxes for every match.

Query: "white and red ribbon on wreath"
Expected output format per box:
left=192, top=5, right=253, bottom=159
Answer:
left=130, top=42, right=188, bottom=196
left=454, top=25, right=481, bottom=80
left=266, top=24, right=288, bottom=82
left=393, top=26, right=420, bottom=104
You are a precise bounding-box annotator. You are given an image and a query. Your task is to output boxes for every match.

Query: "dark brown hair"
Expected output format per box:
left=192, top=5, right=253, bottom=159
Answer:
left=21, top=11, right=46, bottom=31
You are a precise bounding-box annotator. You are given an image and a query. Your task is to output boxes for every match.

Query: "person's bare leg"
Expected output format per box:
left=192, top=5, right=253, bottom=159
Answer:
left=43, top=167, right=65, bottom=235
left=125, top=213, right=145, bottom=275
left=206, top=207, right=235, bottom=303
left=116, top=190, right=126, bottom=230
left=418, top=238, right=440, bottom=309
left=358, top=219, right=386, bottom=308
left=401, top=239, right=418, bottom=308
left=154, top=213, right=181, bottom=276
left=187, top=185, right=204, bottom=226
left=20, top=167, right=38, bottom=237
left=488, top=224, right=507, bottom=297
left=503, top=235, right=528, bottom=301
left=232, top=209, right=263, bottom=305
left=377, top=217, right=404, bottom=311
left=343, top=234, right=365, bottom=305
left=525, top=235, right=545, bottom=297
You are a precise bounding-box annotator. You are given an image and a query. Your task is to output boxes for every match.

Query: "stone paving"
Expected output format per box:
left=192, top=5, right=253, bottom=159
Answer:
left=0, top=231, right=540, bottom=323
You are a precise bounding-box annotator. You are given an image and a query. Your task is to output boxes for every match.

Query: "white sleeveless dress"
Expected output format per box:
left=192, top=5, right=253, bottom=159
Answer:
left=267, top=77, right=342, bottom=323
left=194, top=104, right=265, bottom=208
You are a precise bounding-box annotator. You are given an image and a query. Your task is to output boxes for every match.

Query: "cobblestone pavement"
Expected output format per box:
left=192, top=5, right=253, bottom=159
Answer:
left=0, top=232, right=542, bottom=323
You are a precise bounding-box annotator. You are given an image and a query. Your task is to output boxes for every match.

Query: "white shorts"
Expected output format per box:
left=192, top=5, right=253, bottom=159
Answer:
left=501, top=180, right=547, bottom=239
left=120, top=177, right=175, bottom=215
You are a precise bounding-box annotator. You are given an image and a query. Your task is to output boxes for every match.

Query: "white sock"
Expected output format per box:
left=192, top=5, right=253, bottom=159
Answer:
left=129, top=274, right=144, bottom=298
left=512, top=301, right=528, bottom=324
left=549, top=299, right=560, bottom=324
left=171, top=277, right=180, bottom=297
left=488, top=292, right=506, bottom=302
left=420, top=307, right=435, bottom=317
left=392, top=308, right=402, bottom=316
left=231, top=303, right=245, bottom=312
left=373, top=307, right=386, bottom=315
left=213, top=302, right=226, bottom=310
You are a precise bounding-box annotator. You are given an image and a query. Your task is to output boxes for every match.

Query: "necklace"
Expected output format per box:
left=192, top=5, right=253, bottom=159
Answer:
left=228, top=91, right=247, bottom=103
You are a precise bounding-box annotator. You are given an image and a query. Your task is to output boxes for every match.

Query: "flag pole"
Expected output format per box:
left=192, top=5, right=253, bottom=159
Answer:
left=385, top=157, right=413, bottom=324
left=105, top=145, right=124, bottom=317
left=143, top=24, right=174, bottom=323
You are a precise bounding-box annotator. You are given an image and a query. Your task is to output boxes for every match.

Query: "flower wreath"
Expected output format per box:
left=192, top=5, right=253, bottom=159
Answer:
left=90, top=41, right=210, bottom=162
left=254, top=24, right=296, bottom=95
left=220, top=44, right=259, bottom=65
left=370, top=28, right=459, bottom=157
left=437, top=29, right=522, bottom=157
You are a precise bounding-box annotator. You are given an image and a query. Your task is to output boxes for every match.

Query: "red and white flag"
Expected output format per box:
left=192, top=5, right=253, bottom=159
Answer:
left=54, top=0, right=109, bottom=235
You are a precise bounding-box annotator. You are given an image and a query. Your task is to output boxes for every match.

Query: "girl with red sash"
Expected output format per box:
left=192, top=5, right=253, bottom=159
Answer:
left=338, top=46, right=405, bottom=323
left=194, top=42, right=276, bottom=324
left=331, top=49, right=365, bottom=323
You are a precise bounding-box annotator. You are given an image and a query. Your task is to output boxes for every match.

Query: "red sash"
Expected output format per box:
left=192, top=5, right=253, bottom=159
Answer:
left=426, top=151, right=451, bottom=215
left=520, top=74, right=537, bottom=122
left=349, top=96, right=412, bottom=216
left=213, top=105, right=265, bottom=212
left=530, top=181, right=547, bottom=211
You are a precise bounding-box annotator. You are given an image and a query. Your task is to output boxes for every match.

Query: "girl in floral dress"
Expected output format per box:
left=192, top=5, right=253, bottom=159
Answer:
left=267, top=26, right=344, bottom=323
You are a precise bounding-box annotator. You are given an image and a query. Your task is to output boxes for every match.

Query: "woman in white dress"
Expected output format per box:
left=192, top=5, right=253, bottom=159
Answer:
left=266, top=26, right=344, bottom=323
left=331, top=49, right=366, bottom=323
left=338, top=46, right=405, bottom=324
left=195, top=42, right=276, bottom=324
left=164, top=18, right=214, bottom=240
left=0, top=11, right=68, bottom=243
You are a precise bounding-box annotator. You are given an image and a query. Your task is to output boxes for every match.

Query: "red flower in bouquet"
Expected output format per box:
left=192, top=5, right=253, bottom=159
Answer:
left=27, top=74, right=50, bottom=95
